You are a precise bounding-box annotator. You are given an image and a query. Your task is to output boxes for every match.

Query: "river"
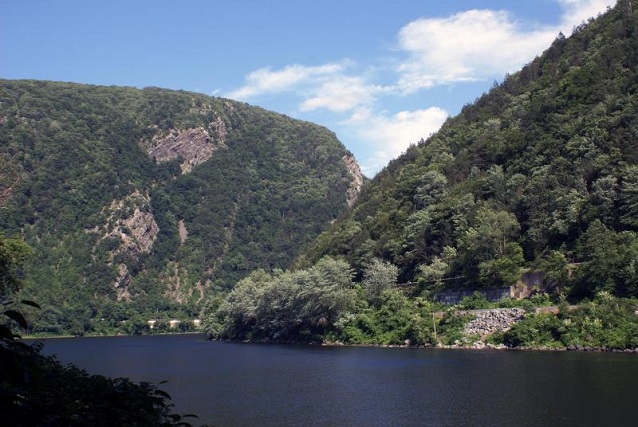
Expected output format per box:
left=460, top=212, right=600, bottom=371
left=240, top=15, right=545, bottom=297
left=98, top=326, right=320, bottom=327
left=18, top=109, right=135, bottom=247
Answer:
left=38, top=334, right=636, bottom=426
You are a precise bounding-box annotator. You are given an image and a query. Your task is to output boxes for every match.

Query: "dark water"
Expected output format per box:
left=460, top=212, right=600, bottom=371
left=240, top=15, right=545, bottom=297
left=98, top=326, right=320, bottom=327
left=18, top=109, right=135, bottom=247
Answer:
left=38, top=334, right=636, bottom=426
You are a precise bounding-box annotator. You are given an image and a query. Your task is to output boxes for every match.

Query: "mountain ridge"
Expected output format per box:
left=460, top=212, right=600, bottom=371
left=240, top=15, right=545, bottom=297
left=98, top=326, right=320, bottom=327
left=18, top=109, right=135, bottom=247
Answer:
left=300, top=0, right=638, bottom=299
left=0, top=79, right=362, bottom=334
left=201, top=1, right=638, bottom=348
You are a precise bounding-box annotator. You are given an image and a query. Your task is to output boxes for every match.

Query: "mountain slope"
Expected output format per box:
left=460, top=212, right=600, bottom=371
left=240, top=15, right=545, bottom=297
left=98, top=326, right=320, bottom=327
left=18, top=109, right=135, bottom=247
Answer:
left=301, top=0, right=638, bottom=299
left=0, top=80, right=362, bottom=334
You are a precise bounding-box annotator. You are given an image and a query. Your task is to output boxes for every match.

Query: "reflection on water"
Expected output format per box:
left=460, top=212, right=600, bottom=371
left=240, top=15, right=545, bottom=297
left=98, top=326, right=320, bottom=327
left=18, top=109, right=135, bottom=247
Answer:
left=40, top=334, right=637, bottom=426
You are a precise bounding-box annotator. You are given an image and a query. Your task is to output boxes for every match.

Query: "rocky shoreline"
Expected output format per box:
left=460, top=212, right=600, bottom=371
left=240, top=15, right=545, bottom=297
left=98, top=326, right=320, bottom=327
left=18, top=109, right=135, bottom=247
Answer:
left=320, top=340, right=638, bottom=353
left=460, top=308, right=526, bottom=337
left=439, top=341, right=638, bottom=353
left=207, top=334, right=638, bottom=353
left=443, top=308, right=638, bottom=353
left=206, top=305, right=638, bottom=353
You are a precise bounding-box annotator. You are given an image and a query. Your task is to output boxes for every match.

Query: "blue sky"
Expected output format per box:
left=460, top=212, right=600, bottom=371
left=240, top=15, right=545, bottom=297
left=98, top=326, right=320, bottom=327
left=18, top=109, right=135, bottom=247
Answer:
left=1, top=0, right=616, bottom=176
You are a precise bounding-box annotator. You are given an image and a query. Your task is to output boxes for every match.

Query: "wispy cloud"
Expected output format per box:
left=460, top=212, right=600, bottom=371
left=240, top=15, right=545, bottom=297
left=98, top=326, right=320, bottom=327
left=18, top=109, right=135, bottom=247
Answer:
left=395, top=0, right=615, bottom=93
left=557, top=0, right=616, bottom=28
left=227, top=62, right=347, bottom=99
left=225, top=0, right=616, bottom=175
left=300, top=76, right=386, bottom=113
left=395, top=10, right=555, bottom=93
left=351, top=108, right=449, bottom=176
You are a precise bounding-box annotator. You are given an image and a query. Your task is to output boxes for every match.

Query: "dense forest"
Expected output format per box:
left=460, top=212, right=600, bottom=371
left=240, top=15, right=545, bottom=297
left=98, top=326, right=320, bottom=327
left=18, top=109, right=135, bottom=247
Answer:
left=0, top=81, right=361, bottom=335
left=204, top=0, right=638, bottom=348
left=303, top=0, right=638, bottom=296
left=7, top=3, right=638, bottom=426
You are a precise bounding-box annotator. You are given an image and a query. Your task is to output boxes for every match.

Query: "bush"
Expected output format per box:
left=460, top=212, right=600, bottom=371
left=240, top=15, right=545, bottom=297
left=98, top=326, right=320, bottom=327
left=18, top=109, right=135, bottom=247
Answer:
left=437, top=312, right=472, bottom=345
left=501, top=313, right=563, bottom=348
left=0, top=339, right=202, bottom=426
left=500, top=295, right=638, bottom=349
left=458, top=291, right=492, bottom=310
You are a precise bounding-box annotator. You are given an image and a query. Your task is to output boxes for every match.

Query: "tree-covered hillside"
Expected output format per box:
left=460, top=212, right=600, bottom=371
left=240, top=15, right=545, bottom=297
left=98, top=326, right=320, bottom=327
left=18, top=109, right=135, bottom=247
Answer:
left=301, top=0, right=638, bottom=299
left=201, top=1, right=638, bottom=349
left=0, top=80, right=362, bottom=335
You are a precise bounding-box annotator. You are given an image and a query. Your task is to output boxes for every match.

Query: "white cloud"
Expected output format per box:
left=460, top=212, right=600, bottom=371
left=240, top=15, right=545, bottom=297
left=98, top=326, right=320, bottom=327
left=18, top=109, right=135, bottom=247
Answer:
left=227, top=62, right=346, bottom=99
left=394, top=1, right=615, bottom=93
left=351, top=107, right=449, bottom=175
left=557, top=0, right=616, bottom=29
left=300, top=76, right=385, bottom=113
left=396, top=10, right=555, bottom=93
left=225, top=0, right=616, bottom=175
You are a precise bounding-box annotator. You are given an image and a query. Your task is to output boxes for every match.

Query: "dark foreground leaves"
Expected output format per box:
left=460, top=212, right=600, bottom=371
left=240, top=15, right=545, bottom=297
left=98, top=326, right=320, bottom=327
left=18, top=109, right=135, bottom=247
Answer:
left=0, top=337, right=204, bottom=427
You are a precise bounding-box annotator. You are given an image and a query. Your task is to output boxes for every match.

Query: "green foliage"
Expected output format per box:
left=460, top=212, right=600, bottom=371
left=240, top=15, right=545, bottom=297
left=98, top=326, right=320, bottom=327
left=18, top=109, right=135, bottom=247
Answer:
left=499, top=293, right=638, bottom=349
left=362, top=258, right=399, bottom=305
left=539, top=250, right=570, bottom=288
left=457, top=291, right=493, bottom=310
left=334, top=292, right=438, bottom=346
left=0, top=80, right=356, bottom=335
left=477, top=242, right=524, bottom=287
left=436, top=312, right=472, bottom=346
left=206, top=257, right=357, bottom=342
left=204, top=257, right=444, bottom=346
left=573, top=220, right=638, bottom=297
left=501, top=313, right=564, bottom=348
left=0, top=234, right=202, bottom=426
left=301, top=2, right=638, bottom=300
left=0, top=234, right=31, bottom=297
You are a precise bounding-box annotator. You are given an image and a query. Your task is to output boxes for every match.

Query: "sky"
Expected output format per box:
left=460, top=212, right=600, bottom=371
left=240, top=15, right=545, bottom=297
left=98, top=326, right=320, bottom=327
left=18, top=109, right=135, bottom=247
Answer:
left=1, top=0, right=616, bottom=176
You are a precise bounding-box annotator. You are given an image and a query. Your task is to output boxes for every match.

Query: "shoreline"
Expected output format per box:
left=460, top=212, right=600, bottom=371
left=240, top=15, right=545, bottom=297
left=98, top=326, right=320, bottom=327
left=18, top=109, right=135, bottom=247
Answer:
left=208, top=337, right=638, bottom=354
left=21, top=331, right=205, bottom=341
left=23, top=332, right=637, bottom=354
left=320, top=342, right=638, bottom=353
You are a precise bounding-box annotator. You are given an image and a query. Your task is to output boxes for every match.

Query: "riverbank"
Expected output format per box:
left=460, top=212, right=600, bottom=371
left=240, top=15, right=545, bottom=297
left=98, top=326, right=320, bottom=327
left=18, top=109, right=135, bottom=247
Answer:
left=22, top=331, right=205, bottom=340
left=208, top=335, right=638, bottom=354
left=435, top=341, right=638, bottom=353
left=31, top=328, right=637, bottom=354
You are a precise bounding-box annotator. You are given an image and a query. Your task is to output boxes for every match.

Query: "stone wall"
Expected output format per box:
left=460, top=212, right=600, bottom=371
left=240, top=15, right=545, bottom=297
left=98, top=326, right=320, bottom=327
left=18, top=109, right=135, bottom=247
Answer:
left=433, top=287, right=511, bottom=305
left=433, top=270, right=551, bottom=304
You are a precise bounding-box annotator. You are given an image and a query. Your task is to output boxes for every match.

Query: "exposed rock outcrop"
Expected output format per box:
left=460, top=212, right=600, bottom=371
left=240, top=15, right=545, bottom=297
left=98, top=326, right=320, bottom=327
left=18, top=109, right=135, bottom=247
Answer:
left=114, top=263, right=132, bottom=302
left=343, top=154, right=363, bottom=208
left=178, top=220, right=188, bottom=244
left=161, top=262, right=208, bottom=304
left=142, top=122, right=227, bottom=174
left=89, top=190, right=159, bottom=261
left=461, top=308, right=526, bottom=337
left=87, top=190, right=159, bottom=300
left=161, top=262, right=189, bottom=304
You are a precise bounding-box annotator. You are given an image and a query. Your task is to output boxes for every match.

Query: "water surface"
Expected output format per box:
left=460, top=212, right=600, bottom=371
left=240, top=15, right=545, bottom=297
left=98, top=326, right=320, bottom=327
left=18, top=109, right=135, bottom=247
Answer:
left=40, top=334, right=636, bottom=426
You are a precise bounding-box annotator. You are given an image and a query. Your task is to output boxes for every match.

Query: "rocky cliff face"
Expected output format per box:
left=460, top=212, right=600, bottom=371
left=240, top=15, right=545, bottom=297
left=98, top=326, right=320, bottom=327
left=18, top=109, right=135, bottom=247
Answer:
left=143, top=125, right=227, bottom=174
left=0, top=79, right=363, bottom=334
left=93, top=190, right=159, bottom=260
left=343, top=154, right=364, bottom=207
left=88, top=190, right=159, bottom=301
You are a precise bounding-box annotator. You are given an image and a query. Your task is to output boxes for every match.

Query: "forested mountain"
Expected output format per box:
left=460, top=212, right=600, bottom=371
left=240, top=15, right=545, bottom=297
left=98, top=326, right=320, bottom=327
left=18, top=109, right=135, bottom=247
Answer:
left=0, top=80, right=362, bottom=335
left=301, top=0, right=638, bottom=298
left=201, top=1, right=638, bottom=347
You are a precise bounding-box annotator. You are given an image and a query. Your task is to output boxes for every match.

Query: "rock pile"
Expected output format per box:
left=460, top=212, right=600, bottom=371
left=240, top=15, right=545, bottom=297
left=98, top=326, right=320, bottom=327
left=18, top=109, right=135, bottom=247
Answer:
left=462, top=308, right=526, bottom=337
